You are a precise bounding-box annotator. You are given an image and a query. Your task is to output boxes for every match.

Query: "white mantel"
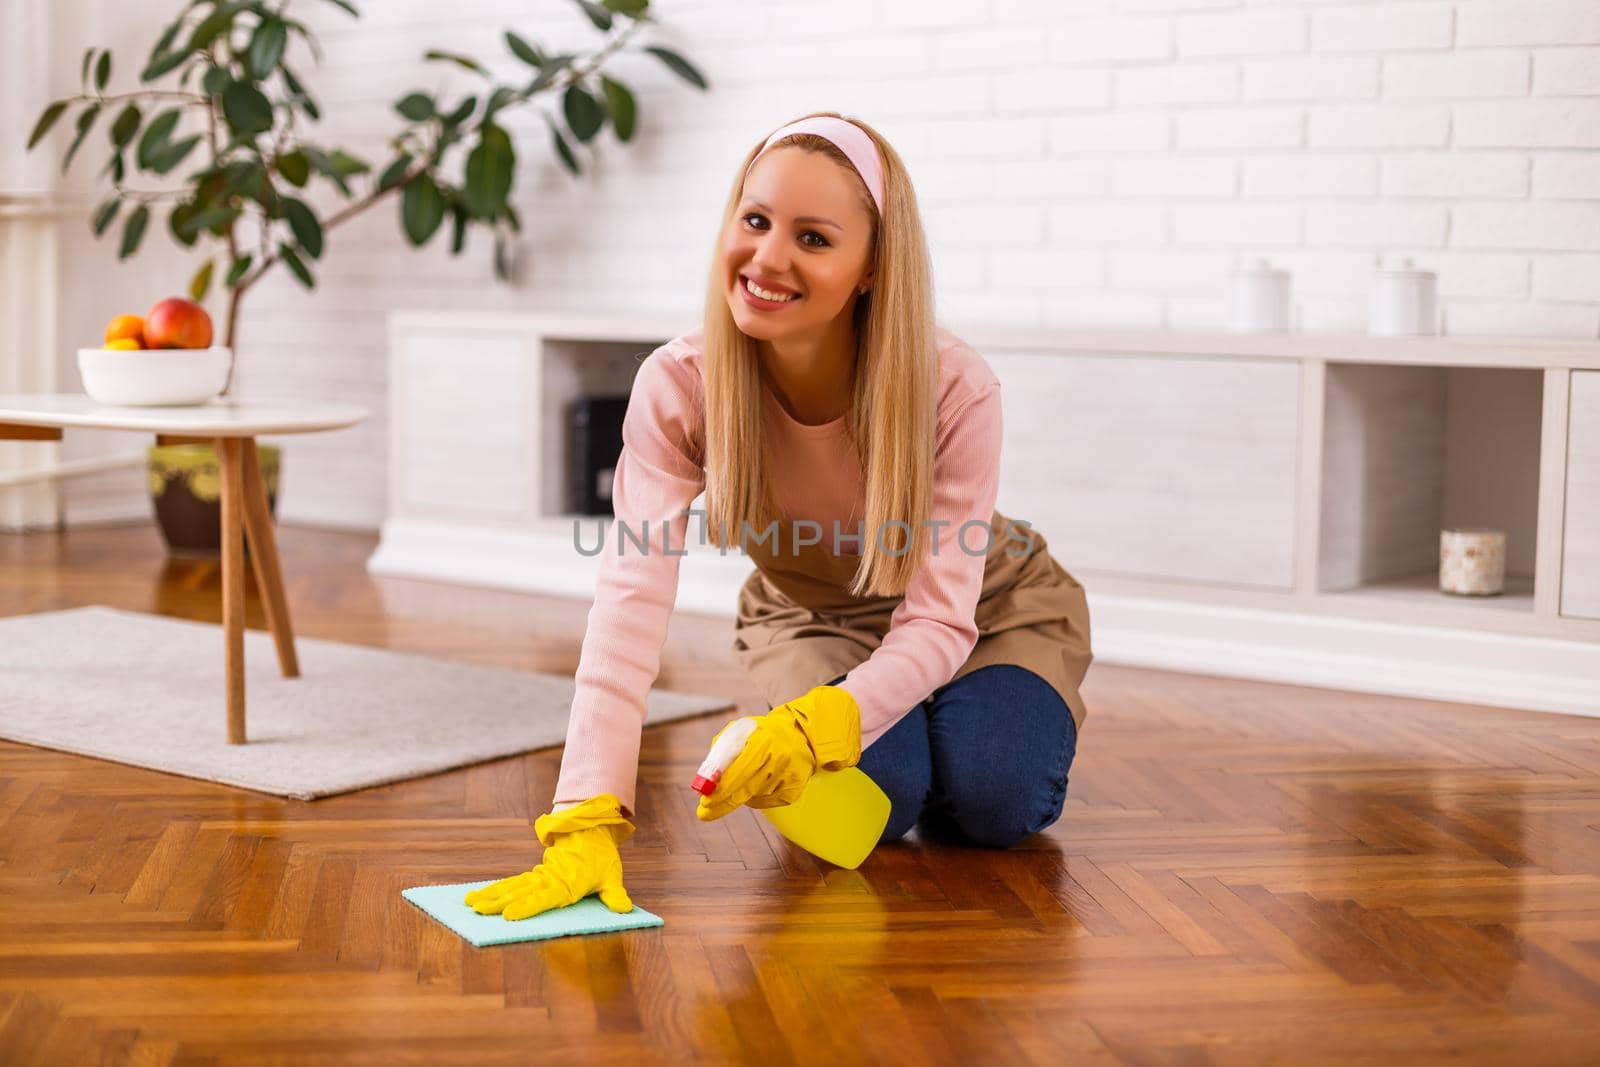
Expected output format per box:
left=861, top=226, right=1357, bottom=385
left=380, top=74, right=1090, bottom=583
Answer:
left=370, top=312, right=1600, bottom=721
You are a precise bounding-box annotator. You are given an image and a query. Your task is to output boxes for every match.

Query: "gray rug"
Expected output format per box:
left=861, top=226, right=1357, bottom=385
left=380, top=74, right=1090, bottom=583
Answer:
left=0, top=606, right=734, bottom=800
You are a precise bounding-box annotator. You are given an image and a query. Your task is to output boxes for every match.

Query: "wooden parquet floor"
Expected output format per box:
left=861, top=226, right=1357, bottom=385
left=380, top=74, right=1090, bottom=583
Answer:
left=2, top=522, right=1599, bottom=1066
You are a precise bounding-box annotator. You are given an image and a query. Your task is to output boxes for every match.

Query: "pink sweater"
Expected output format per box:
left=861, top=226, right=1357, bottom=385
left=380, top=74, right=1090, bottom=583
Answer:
left=553, top=325, right=1003, bottom=815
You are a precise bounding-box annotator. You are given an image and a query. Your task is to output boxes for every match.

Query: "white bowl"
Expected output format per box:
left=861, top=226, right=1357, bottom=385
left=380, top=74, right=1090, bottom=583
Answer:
left=77, top=346, right=232, bottom=407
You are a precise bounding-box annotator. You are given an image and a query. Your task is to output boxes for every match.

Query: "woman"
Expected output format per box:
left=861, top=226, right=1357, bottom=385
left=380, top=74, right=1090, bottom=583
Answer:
left=465, top=112, right=1092, bottom=922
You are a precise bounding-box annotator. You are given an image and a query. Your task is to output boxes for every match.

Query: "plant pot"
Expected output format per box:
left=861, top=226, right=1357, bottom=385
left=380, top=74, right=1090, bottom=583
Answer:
left=148, top=443, right=281, bottom=556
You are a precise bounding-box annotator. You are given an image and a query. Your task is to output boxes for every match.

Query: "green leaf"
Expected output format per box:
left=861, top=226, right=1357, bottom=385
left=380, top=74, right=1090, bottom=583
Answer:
left=202, top=66, right=230, bottom=97
left=505, top=30, right=542, bottom=67
left=329, top=149, right=368, bottom=176
left=483, top=85, right=519, bottom=122
left=395, top=92, right=434, bottom=122
left=224, top=254, right=253, bottom=287
left=150, top=134, right=201, bottom=175
left=400, top=173, right=446, bottom=245
left=81, top=48, right=96, bottom=89
left=525, top=57, right=572, bottom=96
left=442, top=95, right=477, bottom=128
left=573, top=0, right=613, bottom=32
left=190, top=259, right=214, bottom=302
left=280, top=64, right=321, bottom=118
left=169, top=202, right=198, bottom=247
left=149, top=18, right=185, bottom=65
left=377, top=153, right=412, bottom=192
left=62, top=105, right=101, bottom=173
left=136, top=108, right=180, bottom=169
left=108, top=104, right=141, bottom=148
left=278, top=243, right=315, bottom=288
left=547, top=120, right=579, bottom=176
left=105, top=152, right=125, bottom=183
left=463, top=123, right=514, bottom=219
left=276, top=149, right=310, bottom=187
left=177, top=204, right=243, bottom=240
left=283, top=197, right=324, bottom=258
left=563, top=83, right=604, bottom=143
left=27, top=102, right=68, bottom=150
left=603, top=0, right=649, bottom=16
left=282, top=17, right=322, bottom=61
left=221, top=81, right=273, bottom=137
left=91, top=198, right=121, bottom=237
left=599, top=76, right=635, bottom=142
left=220, top=160, right=268, bottom=202
left=247, top=18, right=288, bottom=79
left=189, top=3, right=245, bottom=51
left=94, top=50, right=112, bottom=91
left=299, top=146, right=349, bottom=195
left=119, top=204, right=150, bottom=259
left=422, top=49, right=486, bottom=75
left=321, top=0, right=359, bottom=17
left=450, top=203, right=468, bottom=254
left=643, top=46, right=707, bottom=90
left=140, top=48, right=189, bottom=83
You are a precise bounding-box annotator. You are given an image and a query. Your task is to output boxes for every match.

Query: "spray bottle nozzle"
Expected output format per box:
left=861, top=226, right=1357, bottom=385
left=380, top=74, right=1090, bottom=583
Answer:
left=691, top=716, right=760, bottom=797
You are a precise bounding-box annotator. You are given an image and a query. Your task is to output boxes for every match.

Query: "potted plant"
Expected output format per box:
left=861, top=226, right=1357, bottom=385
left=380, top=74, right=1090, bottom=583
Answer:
left=27, top=0, right=707, bottom=553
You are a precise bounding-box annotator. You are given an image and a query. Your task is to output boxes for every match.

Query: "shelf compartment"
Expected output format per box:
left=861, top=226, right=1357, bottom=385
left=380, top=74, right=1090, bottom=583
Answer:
left=1318, top=362, right=1543, bottom=612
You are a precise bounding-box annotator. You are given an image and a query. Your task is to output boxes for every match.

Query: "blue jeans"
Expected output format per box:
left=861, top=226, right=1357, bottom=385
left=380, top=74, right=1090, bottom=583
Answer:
left=819, top=664, right=1078, bottom=849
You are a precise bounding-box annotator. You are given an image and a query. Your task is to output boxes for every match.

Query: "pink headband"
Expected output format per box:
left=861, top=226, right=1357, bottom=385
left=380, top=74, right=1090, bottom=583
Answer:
left=747, top=115, right=885, bottom=217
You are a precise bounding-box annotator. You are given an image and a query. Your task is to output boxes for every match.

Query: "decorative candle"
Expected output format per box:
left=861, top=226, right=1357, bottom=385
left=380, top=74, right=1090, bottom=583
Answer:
left=1439, top=528, right=1506, bottom=596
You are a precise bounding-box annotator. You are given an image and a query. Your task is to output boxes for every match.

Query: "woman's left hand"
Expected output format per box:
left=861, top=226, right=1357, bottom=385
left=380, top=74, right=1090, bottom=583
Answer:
left=695, top=684, right=863, bottom=821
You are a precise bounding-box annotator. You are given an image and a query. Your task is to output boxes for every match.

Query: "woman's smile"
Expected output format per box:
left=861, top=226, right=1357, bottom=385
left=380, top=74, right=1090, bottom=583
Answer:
left=738, top=273, right=805, bottom=310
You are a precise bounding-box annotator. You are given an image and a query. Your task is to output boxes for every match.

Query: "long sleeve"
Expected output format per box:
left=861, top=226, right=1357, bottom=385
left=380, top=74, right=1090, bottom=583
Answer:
left=553, top=346, right=706, bottom=817
left=840, top=380, right=1003, bottom=748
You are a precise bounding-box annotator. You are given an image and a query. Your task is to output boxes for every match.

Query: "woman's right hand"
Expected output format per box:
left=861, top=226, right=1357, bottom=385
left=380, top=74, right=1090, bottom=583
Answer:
left=463, top=794, right=635, bottom=920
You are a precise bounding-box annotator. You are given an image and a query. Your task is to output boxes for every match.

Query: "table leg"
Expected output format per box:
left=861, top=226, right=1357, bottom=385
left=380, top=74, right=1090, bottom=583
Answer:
left=239, top=437, right=300, bottom=678
left=218, top=437, right=247, bottom=744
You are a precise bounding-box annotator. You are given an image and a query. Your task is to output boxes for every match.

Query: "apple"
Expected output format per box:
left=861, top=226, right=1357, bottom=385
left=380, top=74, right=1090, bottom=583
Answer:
left=144, top=297, right=214, bottom=349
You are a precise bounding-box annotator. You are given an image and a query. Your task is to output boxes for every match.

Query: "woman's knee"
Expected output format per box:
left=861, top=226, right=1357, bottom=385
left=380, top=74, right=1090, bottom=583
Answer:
left=925, top=664, right=1078, bottom=848
left=932, top=775, right=1067, bottom=848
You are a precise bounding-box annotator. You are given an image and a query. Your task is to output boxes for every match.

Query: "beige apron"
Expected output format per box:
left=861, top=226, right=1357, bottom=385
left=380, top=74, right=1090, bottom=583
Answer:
left=730, top=508, right=1092, bottom=731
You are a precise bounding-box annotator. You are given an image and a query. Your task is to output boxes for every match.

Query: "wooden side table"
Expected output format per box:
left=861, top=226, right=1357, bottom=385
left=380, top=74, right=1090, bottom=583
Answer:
left=0, top=396, right=367, bottom=743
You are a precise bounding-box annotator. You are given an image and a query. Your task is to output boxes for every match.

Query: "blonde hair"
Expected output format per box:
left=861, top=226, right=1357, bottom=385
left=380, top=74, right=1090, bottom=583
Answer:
left=699, top=111, right=937, bottom=598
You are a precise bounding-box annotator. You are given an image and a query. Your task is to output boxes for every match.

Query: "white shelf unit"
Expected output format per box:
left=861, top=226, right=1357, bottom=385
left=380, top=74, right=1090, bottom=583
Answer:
left=374, top=312, right=751, bottom=615
left=371, top=313, right=1600, bottom=719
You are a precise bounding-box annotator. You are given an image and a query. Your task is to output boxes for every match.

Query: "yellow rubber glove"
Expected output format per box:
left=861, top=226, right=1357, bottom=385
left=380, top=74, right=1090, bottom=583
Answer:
left=696, top=684, right=862, bottom=822
left=463, top=794, right=636, bottom=920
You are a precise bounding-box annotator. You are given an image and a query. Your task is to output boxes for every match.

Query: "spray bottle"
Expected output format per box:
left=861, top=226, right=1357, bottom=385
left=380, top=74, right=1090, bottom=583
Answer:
left=692, top=717, right=891, bottom=869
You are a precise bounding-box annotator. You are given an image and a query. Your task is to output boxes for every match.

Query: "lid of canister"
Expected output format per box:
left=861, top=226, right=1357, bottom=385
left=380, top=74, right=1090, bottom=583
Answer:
left=1233, top=257, right=1288, bottom=280
left=1374, top=256, right=1435, bottom=279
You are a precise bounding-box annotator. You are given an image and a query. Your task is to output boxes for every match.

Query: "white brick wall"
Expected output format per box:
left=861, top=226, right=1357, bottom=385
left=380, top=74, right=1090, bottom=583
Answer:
left=32, top=0, right=1600, bottom=529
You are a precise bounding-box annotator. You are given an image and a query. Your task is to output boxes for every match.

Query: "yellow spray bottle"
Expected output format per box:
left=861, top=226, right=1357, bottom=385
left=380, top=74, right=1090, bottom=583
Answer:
left=692, top=717, right=892, bottom=870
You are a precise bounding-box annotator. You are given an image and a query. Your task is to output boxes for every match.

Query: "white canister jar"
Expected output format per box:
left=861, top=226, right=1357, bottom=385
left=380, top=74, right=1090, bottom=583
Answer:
left=1370, top=258, right=1438, bottom=336
left=1439, top=528, right=1506, bottom=596
left=1230, top=259, right=1291, bottom=332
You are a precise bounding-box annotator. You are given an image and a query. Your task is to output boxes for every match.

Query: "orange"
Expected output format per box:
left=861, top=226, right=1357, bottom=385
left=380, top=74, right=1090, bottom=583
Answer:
left=104, top=337, right=142, bottom=351
left=104, top=314, right=145, bottom=346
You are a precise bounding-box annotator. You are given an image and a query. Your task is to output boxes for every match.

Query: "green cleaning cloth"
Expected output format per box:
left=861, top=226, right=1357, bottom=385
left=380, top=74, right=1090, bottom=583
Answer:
left=401, top=880, right=664, bottom=947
